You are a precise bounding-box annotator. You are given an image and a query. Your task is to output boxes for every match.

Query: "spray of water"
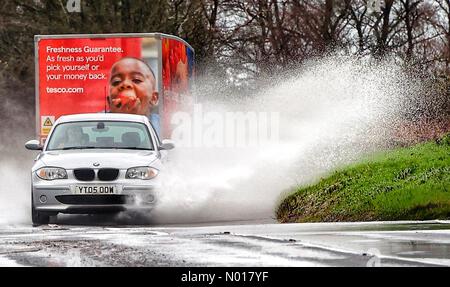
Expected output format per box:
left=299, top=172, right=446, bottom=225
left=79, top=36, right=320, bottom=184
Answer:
left=0, top=55, right=421, bottom=225
left=150, top=55, right=418, bottom=224
left=0, top=161, right=30, bottom=225
left=0, top=90, right=34, bottom=226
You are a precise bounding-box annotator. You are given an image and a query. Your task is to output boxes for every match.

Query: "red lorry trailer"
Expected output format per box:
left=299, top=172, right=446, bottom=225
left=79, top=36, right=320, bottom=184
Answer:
left=35, top=33, right=195, bottom=144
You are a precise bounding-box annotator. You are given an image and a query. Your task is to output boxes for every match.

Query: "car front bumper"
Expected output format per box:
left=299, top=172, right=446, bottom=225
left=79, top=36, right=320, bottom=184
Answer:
left=32, top=173, right=158, bottom=215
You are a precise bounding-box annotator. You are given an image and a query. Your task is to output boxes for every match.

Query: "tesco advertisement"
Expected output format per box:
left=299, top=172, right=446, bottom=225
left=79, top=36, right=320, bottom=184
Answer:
left=36, top=34, right=194, bottom=143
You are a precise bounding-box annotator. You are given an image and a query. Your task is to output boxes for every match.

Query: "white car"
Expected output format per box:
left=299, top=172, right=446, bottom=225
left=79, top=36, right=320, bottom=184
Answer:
left=25, top=113, right=174, bottom=225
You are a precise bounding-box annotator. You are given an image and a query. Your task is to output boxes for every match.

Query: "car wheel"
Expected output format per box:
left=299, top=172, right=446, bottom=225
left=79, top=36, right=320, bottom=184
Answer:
left=31, top=196, right=50, bottom=226
left=121, top=210, right=152, bottom=224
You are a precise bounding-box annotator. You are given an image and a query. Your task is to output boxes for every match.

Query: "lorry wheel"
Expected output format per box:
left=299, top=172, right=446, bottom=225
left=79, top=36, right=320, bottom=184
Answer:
left=31, top=200, right=50, bottom=226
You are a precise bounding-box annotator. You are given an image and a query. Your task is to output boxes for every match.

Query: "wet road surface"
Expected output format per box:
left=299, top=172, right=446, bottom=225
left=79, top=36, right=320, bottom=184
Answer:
left=0, top=218, right=450, bottom=266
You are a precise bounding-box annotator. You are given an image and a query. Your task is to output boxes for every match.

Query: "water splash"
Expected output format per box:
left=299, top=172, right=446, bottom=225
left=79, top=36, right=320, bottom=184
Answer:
left=151, top=55, right=419, bottom=223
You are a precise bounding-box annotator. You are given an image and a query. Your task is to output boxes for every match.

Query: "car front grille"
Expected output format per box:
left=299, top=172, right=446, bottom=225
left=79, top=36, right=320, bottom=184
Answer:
left=73, top=168, right=119, bottom=181
left=55, top=195, right=133, bottom=205
left=98, top=168, right=119, bottom=181
left=74, top=169, right=95, bottom=181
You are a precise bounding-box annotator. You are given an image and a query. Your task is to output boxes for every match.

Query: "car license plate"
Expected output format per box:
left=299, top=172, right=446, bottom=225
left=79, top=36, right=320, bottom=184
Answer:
left=73, top=185, right=119, bottom=195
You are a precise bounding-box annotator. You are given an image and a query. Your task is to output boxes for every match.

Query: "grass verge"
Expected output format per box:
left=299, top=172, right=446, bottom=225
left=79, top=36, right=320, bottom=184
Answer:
left=276, top=134, right=450, bottom=223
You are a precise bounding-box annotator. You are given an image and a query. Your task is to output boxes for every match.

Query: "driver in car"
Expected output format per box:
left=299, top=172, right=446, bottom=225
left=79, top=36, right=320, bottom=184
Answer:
left=56, top=126, right=87, bottom=149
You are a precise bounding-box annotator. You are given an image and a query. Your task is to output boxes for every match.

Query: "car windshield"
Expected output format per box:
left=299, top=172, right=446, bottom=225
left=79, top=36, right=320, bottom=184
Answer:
left=46, top=121, right=154, bottom=151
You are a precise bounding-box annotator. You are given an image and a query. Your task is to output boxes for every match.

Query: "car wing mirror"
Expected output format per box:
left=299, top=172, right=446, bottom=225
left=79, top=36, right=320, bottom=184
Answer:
left=25, top=140, right=43, bottom=151
left=160, top=139, right=175, bottom=150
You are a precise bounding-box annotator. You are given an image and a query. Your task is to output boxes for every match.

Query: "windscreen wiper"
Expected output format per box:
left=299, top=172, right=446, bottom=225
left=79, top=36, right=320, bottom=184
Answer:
left=119, top=147, right=153, bottom=150
left=61, top=146, right=97, bottom=150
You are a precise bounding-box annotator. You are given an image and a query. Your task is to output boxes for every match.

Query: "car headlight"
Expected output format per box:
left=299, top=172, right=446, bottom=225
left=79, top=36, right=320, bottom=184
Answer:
left=126, top=167, right=159, bottom=180
left=36, top=167, right=68, bottom=180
